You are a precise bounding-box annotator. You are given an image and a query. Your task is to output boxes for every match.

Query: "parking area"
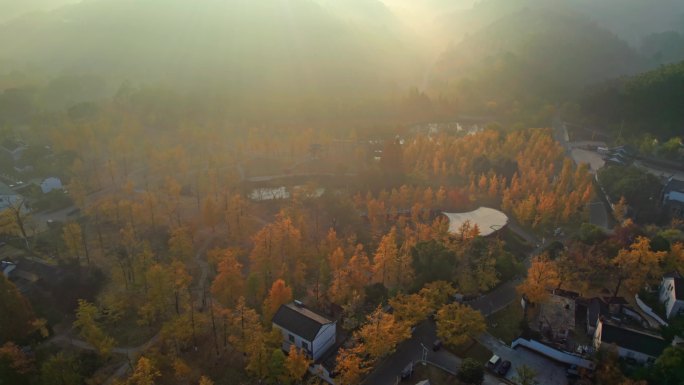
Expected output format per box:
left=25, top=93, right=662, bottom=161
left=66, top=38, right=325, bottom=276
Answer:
left=479, top=334, right=568, bottom=385
left=570, top=148, right=605, bottom=173
left=505, top=347, right=568, bottom=385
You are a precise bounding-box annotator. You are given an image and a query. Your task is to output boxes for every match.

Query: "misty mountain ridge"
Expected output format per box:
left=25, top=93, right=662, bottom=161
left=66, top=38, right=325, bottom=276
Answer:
left=1, top=0, right=683, bottom=118
left=0, top=0, right=422, bottom=99
left=435, top=0, right=684, bottom=47
left=428, top=5, right=649, bottom=113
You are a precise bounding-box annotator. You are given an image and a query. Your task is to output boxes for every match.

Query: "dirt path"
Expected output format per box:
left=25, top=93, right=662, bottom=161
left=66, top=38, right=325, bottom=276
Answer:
left=45, top=232, right=217, bottom=385
left=101, top=235, right=215, bottom=384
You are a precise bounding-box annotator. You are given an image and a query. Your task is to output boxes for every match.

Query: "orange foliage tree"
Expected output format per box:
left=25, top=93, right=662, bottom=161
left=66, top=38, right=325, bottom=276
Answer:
left=262, top=279, right=293, bottom=322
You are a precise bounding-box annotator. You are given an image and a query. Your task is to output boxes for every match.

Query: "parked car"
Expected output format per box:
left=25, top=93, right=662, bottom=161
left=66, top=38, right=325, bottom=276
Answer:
left=486, top=354, right=501, bottom=369
left=400, top=361, right=413, bottom=380
left=497, top=360, right=511, bottom=376
left=432, top=339, right=442, bottom=351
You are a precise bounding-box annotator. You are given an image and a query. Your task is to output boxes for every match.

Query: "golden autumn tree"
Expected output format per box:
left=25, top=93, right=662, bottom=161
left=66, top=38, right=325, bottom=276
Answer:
left=329, top=246, right=346, bottom=284
left=396, top=235, right=416, bottom=290
left=245, top=331, right=270, bottom=380
left=170, top=260, right=192, bottom=315
left=388, top=293, right=431, bottom=327
left=228, top=297, right=262, bottom=352
left=0, top=342, right=33, bottom=375
left=354, top=305, right=410, bottom=361
left=371, top=227, right=399, bottom=289
left=664, top=242, right=684, bottom=273
left=329, top=245, right=372, bottom=305
left=225, top=193, right=251, bottom=242
left=127, top=356, right=160, bottom=385
left=612, top=236, right=666, bottom=295
left=169, top=226, right=193, bottom=261
left=284, top=346, right=311, bottom=384
left=62, top=222, right=88, bottom=265
left=613, top=196, right=628, bottom=225
left=0, top=274, right=37, bottom=343
left=347, top=246, right=372, bottom=293
left=172, top=357, right=192, bottom=382
left=419, top=280, right=456, bottom=312
left=517, top=255, right=560, bottom=304
left=321, top=228, right=341, bottom=258
left=335, top=345, right=369, bottom=385
left=250, top=214, right=302, bottom=292
left=435, top=303, right=485, bottom=347
left=262, top=279, right=293, bottom=322
left=139, top=264, right=174, bottom=325
left=73, top=299, right=115, bottom=357
left=211, top=249, right=245, bottom=308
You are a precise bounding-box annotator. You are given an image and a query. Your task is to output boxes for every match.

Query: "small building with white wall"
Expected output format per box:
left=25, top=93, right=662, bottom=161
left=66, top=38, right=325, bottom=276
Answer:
left=272, top=302, right=336, bottom=361
left=659, top=272, right=684, bottom=319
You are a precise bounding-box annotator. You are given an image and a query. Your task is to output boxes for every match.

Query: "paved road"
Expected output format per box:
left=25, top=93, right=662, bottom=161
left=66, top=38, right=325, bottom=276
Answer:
left=364, top=220, right=557, bottom=385
left=469, top=278, right=523, bottom=317
left=634, top=160, right=684, bottom=181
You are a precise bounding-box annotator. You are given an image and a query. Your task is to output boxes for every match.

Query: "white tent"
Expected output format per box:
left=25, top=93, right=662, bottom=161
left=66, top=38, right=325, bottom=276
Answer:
left=443, top=207, right=508, bottom=237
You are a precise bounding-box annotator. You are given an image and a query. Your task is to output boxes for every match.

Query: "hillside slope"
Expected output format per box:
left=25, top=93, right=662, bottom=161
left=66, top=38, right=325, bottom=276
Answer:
left=0, top=0, right=420, bottom=101
left=428, top=6, right=645, bottom=112
left=581, top=60, right=684, bottom=139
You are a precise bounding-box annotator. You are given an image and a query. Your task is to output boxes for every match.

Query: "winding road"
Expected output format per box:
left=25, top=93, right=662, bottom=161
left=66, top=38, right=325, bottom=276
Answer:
left=363, top=223, right=550, bottom=385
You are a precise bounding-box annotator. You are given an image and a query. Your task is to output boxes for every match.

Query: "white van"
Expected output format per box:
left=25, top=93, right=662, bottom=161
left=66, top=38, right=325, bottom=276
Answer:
left=487, top=354, right=501, bottom=368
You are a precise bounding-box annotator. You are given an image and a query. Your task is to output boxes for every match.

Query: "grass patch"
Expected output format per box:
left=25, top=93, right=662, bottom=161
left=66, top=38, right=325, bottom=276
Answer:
left=411, top=363, right=463, bottom=385
left=487, top=299, right=524, bottom=345
left=448, top=339, right=492, bottom=364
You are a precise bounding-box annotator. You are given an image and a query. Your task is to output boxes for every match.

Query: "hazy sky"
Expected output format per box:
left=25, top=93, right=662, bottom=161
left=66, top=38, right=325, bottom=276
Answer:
left=0, top=0, right=81, bottom=21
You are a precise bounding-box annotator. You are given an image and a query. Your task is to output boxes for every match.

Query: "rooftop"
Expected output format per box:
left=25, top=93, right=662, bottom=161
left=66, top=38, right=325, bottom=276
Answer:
left=600, top=323, right=669, bottom=358
left=273, top=303, right=334, bottom=341
left=664, top=177, right=684, bottom=193
left=442, top=207, right=508, bottom=237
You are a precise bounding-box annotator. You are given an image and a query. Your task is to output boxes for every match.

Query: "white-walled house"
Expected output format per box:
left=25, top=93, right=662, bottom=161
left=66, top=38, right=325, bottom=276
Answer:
left=272, top=303, right=336, bottom=361
left=659, top=273, right=684, bottom=319
left=593, top=319, right=669, bottom=364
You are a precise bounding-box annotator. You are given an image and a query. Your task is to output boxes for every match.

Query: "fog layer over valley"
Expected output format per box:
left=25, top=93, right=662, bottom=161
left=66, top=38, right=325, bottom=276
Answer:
left=1, top=0, right=684, bottom=121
